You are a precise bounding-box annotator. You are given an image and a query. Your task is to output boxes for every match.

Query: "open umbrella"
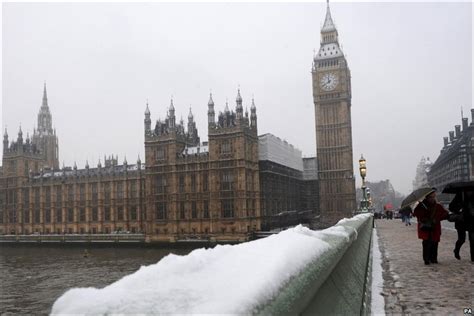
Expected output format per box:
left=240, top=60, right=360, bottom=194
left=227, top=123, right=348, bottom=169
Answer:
left=442, top=181, right=474, bottom=194
left=401, top=187, right=436, bottom=209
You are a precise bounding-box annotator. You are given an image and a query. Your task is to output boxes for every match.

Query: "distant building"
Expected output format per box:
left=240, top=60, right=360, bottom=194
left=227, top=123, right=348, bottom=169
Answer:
left=312, top=1, right=356, bottom=227
left=1, top=82, right=320, bottom=240
left=412, top=157, right=433, bottom=190
left=0, top=85, right=145, bottom=236
left=359, top=180, right=403, bottom=213
left=428, top=109, right=474, bottom=203
left=0, top=84, right=323, bottom=238
left=258, top=134, right=319, bottom=230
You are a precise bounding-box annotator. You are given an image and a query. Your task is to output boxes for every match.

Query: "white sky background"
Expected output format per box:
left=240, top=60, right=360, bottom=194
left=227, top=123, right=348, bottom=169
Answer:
left=2, top=1, right=472, bottom=195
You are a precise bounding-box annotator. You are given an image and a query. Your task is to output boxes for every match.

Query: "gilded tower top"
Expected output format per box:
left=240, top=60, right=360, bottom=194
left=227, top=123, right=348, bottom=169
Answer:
left=321, top=0, right=336, bottom=33
left=314, top=0, right=344, bottom=61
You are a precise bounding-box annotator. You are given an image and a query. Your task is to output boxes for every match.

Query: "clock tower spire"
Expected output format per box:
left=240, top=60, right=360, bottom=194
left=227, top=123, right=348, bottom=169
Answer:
left=312, top=1, right=356, bottom=227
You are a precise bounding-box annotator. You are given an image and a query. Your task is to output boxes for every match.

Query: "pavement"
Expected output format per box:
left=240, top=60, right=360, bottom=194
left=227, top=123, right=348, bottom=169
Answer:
left=375, top=219, right=473, bottom=315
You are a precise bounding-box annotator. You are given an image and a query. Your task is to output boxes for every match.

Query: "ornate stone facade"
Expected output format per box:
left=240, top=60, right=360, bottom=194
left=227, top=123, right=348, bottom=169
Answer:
left=0, top=88, right=261, bottom=242
left=144, top=91, right=261, bottom=242
left=428, top=109, right=474, bottom=203
left=312, top=2, right=356, bottom=227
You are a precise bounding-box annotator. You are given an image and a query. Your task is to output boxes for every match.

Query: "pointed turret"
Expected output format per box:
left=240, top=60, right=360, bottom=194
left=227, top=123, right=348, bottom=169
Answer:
left=188, top=107, right=194, bottom=121
left=236, top=88, right=243, bottom=119
left=37, top=82, right=53, bottom=134
left=137, top=154, right=141, bottom=169
left=225, top=100, right=230, bottom=113
left=208, top=93, right=215, bottom=126
left=144, top=100, right=151, bottom=136
left=188, top=107, right=195, bottom=134
left=315, top=0, right=343, bottom=61
left=168, top=98, right=176, bottom=129
left=42, top=82, right=48, bottom=108
left=321, top=0, right=336, bottom=33
left=3, top=128, right=8, bottom=154
left=18, top=126, right=23, bottom=144
left=250, top=98, right=257, bottom=129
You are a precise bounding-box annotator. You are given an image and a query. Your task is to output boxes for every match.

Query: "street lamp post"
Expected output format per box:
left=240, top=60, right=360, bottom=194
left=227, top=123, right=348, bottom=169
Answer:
left=358, top=155, right=368, bottom=213
left=366, top=188, right=372, bottom=211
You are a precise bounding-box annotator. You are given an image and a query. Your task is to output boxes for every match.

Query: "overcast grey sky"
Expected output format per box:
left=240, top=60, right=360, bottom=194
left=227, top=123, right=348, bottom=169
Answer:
left=2, top=1, right=472, bottom=195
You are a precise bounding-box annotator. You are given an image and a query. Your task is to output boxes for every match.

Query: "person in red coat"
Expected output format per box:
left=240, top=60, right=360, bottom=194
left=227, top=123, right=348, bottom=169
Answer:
left=413, top=190, right=449, bottom=265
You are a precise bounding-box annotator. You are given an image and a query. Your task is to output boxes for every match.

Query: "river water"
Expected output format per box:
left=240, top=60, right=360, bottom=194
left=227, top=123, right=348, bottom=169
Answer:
left=0, top=244, right=195, bottom=315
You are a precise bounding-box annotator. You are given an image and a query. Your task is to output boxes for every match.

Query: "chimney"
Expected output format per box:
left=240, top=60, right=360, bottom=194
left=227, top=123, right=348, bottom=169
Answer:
left=462, top=118, right=468, bottom=131
left=443, top=137, right=448, bottom=147
left=455, top=125, right=461, bottom=138
left=449, top=131, right=455, bottom=142
left=471, top=109, right=474, bottom=125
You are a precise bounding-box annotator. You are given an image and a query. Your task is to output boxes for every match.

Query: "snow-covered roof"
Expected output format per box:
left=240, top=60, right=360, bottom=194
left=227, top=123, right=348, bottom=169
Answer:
left=314, top=43, right=343, bottom=61
left=32, top=164, right=142, bottom=180
left=182, top=145, right=209, bottom=155
left=259, top=134, right=303, bottom=171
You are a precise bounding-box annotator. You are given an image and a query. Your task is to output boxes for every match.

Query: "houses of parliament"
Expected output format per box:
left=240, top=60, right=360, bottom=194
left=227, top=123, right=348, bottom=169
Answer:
left=0, top=2, right=355, bottom=242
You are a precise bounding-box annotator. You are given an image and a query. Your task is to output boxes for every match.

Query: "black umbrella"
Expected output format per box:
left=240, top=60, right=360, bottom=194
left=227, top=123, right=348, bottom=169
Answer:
left=442, top=181, right=474, bottom=194
left=401, top=187, right=436, bottom=209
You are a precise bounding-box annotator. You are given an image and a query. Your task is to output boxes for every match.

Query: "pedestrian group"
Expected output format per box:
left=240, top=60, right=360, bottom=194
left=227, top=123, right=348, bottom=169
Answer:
left=406, top=187, right=474, bottom=265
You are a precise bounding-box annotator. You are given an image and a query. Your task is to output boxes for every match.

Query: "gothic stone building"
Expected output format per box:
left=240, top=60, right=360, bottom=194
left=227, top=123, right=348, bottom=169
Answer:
left=428, top=109, right=474, bottom=204
left=0, top=87, right=261, bottom=242
left=312, top=2, right=356, bottom=227
left=2, top=4, right=362, bottom=238
left=0, top=85, right=146, bottom=236
left=144, top=91, right=260, bottom=242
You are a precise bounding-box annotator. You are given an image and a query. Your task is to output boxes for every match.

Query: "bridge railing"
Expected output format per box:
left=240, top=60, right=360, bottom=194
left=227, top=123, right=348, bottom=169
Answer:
left=255, top=213, right=374, bottom=315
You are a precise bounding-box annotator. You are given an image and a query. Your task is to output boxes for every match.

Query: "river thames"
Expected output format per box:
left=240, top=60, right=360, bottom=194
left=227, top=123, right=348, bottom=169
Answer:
left=0, top=244, right=195, bottom=314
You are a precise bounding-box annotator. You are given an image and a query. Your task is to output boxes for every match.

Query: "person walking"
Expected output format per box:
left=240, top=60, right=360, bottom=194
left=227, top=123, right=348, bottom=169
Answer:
left=449, top=190, right=474, bottom=262
left=413, top=190, right=449, bottom=265
left=400, top=205, right=412, bottom=226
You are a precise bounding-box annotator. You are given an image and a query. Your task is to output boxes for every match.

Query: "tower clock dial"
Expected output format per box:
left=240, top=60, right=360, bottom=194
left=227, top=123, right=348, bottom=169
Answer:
left=319, top=72, right=338, bottom=91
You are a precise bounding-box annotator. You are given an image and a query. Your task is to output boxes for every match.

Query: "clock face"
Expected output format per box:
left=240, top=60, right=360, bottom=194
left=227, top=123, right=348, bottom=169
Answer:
left=320, top=72, right=338, bottom=91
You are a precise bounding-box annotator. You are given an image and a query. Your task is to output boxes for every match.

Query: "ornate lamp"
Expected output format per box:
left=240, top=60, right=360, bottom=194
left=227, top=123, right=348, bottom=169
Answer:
left=358, top=155, right=368, bottom=212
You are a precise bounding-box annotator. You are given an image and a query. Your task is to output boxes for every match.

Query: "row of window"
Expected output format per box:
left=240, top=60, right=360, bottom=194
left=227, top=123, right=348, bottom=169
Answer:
left=155, top=171, right=240, bottom=194
left=6, top=226, right=141, bottom=235
left=0, top=181, right=142, bottom=206
left=0, top=206, right=140, bottom=224
left=317, top=59, right=340, bottom=68
left=154, top=199, right=237, bottom=220
left=319, top=92, right=341, bottom=100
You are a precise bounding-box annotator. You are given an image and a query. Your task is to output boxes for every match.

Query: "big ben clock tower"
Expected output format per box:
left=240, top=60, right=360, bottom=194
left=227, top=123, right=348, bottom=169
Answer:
left=312, top=0, right=356, bottom=227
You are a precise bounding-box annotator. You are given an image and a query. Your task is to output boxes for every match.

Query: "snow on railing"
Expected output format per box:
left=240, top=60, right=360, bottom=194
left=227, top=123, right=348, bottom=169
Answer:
left=51, top=214, right=373, bottom=315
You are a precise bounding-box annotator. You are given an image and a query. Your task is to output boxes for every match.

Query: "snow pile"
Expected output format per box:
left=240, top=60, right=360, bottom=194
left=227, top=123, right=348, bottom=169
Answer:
left=51, top=215, right=369, bottom=314
left=371, top=228, right=386, bottom=315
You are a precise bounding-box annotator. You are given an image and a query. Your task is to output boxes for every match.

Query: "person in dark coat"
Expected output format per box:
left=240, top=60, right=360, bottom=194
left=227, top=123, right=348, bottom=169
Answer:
left=399, top=205, right=412, bottom=226
left=448, top=190, right=474, bottom=262
left=413, top=191, right=449, bottom=265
